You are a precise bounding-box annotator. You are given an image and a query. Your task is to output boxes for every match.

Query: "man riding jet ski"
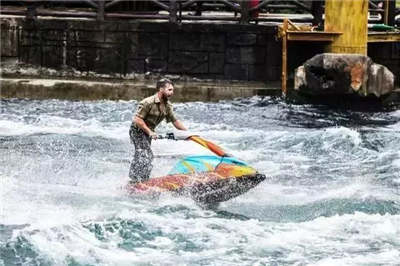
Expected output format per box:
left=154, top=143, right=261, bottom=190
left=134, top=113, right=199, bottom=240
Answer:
left=126, top=132, right=266, bottom=204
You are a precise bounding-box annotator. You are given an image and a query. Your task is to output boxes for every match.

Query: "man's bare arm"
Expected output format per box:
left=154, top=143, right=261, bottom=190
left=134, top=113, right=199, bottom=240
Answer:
left=134, top=116, right=156, bottom=138
left=173, top=120, right=187, bottom=131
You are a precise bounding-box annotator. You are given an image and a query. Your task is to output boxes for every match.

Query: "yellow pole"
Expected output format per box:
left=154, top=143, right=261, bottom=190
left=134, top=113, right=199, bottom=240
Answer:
left=325, top=0, right=368, bottom=55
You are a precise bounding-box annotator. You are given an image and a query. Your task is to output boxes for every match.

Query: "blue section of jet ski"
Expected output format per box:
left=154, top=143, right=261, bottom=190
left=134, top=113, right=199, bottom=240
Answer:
left=169, top=155, right=248, bottom=175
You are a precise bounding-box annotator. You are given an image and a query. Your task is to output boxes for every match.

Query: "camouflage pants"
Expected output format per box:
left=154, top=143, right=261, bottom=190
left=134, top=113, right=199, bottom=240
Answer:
left=129, top=125, right=153, bottom=183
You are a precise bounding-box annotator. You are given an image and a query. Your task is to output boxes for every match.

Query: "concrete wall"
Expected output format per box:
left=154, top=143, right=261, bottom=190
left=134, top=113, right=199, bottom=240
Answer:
left=0, top=17, right=281, bottom=82
left=1, top=17, right=398, bottom=86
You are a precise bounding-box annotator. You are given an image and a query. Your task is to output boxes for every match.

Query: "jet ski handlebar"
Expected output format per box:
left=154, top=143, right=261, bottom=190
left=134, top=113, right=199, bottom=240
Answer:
left=157, top=132, right=199, bottom=141
left=157, top=133, right=232, bottom=157
left=157, top=133, right=176, bottom=140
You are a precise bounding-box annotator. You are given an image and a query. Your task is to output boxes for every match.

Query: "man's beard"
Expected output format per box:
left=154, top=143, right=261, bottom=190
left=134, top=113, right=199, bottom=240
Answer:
left=162, top=93, right=170, bottom=101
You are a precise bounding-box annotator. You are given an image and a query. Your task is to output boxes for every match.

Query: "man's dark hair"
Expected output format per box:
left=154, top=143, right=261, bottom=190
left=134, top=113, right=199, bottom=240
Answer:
left=156, top=78, right=173, bottom=90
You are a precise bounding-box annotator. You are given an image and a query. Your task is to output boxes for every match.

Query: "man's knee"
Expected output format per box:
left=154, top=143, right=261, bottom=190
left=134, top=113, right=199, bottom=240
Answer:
left=139, top=148, right=153, bottom=162
left=129, top=163, right=150, bottom=182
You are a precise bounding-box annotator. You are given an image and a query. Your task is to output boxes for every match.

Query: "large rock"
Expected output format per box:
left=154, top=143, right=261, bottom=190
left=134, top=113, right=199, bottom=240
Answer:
left=294, top=53, right=395, bottom=97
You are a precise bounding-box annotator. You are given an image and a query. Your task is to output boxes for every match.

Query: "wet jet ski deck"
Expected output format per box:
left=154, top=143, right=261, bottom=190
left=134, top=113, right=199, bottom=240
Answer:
left=126, top=134, right=266, bottom=204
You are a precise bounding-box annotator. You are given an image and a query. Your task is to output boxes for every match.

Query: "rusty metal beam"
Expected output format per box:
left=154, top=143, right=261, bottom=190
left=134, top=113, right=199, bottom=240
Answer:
left=281, top=18, right=288, bottom=96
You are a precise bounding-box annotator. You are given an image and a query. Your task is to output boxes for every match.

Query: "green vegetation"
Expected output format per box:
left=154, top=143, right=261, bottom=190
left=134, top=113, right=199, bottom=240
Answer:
left=397, top=0, right=400, bottom=8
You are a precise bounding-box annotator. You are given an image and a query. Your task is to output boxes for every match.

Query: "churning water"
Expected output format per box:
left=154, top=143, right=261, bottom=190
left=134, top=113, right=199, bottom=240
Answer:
left=1, top=97, right=400, bottom=265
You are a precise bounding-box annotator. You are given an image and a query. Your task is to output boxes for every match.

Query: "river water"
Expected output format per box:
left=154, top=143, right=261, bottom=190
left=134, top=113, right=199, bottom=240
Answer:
left=1, top=97, right=400, bottom=265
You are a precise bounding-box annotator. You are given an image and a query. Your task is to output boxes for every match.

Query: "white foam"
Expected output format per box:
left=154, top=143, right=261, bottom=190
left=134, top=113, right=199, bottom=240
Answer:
left=324, top=126, right=362, bottom=146
left=0, top=118, right=130, bottom=140
left=2, top=99, right=400, bottom=265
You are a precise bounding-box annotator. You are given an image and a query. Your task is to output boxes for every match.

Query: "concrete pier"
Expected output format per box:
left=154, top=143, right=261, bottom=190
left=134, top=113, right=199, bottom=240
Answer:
left=0, top=76, right=279, bottom=102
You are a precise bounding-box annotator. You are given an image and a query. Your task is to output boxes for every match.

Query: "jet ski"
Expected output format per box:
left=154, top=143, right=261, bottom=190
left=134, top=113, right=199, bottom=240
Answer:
left=126, top=133, right=266, bottom=204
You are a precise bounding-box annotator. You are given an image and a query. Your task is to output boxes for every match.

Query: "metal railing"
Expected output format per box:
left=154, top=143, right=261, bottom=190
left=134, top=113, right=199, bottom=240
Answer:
left=0, top=0, right=398, bottom=25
